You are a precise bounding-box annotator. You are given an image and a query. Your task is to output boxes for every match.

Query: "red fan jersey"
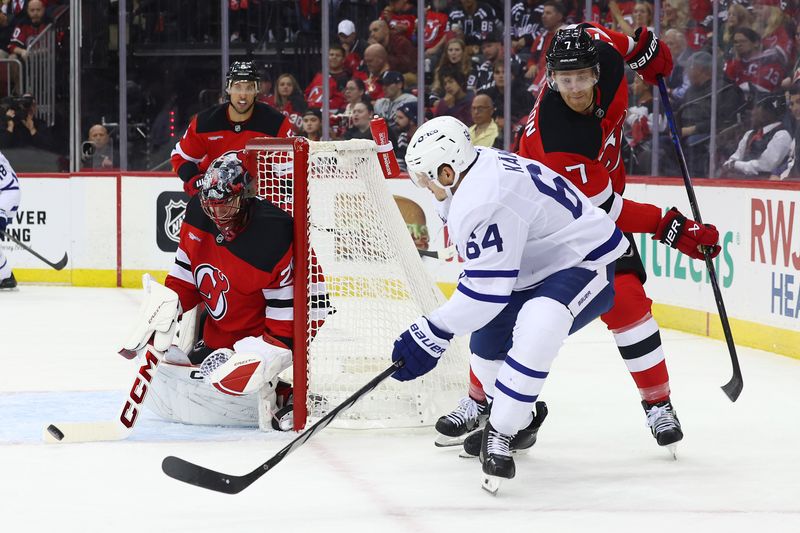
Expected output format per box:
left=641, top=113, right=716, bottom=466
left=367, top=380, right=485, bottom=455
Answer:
left=725, top=53, right=785, bottom=94
left=518, top=23, right=662, bottom=234
left=165, top=196, right=295, bottom=350
left=170, top=102, right=293, bottom=187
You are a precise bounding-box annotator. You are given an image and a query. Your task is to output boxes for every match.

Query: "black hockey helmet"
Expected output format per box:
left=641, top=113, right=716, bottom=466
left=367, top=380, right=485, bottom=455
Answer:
left=545, top=27, right=600, bottom=90
left=226, top=61, right=259, bottom=88
left=200, top=152, right=254, bottom=242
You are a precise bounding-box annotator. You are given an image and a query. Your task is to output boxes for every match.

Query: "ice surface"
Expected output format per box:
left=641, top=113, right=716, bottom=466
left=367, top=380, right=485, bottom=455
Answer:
left=1, top=286, right=798, bottom=532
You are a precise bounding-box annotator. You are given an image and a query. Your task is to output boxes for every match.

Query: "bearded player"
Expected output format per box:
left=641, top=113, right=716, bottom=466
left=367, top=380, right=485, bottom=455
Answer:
left=170, top=61, right=294, bottom=198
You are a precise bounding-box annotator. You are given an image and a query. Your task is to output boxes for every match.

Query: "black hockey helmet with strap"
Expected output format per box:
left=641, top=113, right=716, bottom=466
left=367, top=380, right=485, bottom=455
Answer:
left=546, top=27, right=599, bottom=73
left=226, top=61, right=259, bottom=87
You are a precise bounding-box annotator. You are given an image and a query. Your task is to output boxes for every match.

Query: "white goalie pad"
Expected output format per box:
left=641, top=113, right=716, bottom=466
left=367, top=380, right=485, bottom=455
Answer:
left=119, top=274, right=181, bottom=358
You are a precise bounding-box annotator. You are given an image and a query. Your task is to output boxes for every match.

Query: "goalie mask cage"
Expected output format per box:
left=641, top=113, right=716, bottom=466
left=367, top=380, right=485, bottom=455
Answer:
left=245, top=137, right=468, bottom=431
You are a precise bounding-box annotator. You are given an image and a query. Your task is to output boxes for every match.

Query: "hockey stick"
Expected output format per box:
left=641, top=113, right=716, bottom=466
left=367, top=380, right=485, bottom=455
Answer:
left=655, top=76, right=743, bottom=402
left=161, top=360, right=403, bottom=494
left=43, top=345, right=163, bottom=443
left=2, top=230, right=68, bottom=270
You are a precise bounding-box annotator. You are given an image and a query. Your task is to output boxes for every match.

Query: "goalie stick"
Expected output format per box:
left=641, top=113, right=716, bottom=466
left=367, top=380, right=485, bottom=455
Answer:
left=161, top=360, right=403, bottom=494
left=656, top=76, right=743, bottom=402
left=43, top=344, right=163, bottom=443
left=3, top=230, right=68, bottom=270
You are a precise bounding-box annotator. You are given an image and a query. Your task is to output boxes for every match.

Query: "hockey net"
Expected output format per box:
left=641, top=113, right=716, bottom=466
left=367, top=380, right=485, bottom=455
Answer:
left=244, top=137, right=468, bottom=430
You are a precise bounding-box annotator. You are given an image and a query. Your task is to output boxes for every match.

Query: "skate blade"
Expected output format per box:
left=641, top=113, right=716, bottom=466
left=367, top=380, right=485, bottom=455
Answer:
left=434, top=434, right=466, bottom=447
left=481, top=474, right=502, bottom=495
left=459, top=450, right=478, bottom=459
left=666, top=443, right=678, bottom=460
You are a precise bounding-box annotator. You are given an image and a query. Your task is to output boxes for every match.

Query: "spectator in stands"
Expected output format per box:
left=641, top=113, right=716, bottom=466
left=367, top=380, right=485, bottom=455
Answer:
left=338, top=19, right=367, bottom=75
left=482, top=59, right=535, bottom=125
left=676, top=51, right=745, bottom=178
left=469, top=93, right=501, bottom=148
left=0, top=7, right=14, bottom=58
left=305, top=44, right=348, bottom=111
left=781, top=83, right=800, bottom=179
left=663, top=29, right=691, bottom=99
left=363, top=43, right=390, bottom=101
left=722, top=94, right=792, bottom=178
left=609, top=0, right=653, bottom=37
left=754, top=1, right=795, bottom=67
left=431, top=38, right=477, bottom=96
left=7, top=0, right=49, bottom=61
left=0, top=93, right=52, bottom=150
left=80, top=124, right=115, bottom=169
left=474, top=28, right=523, bottom=93
left=367, top=19, right=416, bottom=76
left=725, top=27, right=784, bottom=96
left=300, top=108, right=323, bottom=142
left=342, top=101, right=375, bottom=141
left=447, top=0, right=500, bottom=54
left=511, top=0, right=544, bottom=55
left=381, top=0, right=416, bottom=40
left=661, top=0, right=688, bottom=35
left=265, top=73, right=307, bottom=134
left=342, top=78, right=369, bottom=118
left=722, top=2, right=755, bottom=57
left=374, top=71, right=417, bottom=128
left=433, top=69, right=473, bottom=126
left=424, top=0, right=457, bottom=67
left=625, top=75, right=664, bottom=175
left=393, top=102, right=417, bottom=172
left=256, top=70, right=273, bottom=103
left=525, top=0, right=567, bottom=96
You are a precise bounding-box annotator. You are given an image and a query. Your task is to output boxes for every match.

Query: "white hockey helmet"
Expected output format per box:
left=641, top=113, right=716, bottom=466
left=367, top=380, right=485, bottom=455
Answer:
left=404, top=116, right=477, bottom=190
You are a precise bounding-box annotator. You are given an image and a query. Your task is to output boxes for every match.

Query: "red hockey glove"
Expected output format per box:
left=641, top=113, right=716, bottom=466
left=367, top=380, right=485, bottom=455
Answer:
left=627, top=26, right=673, bottom=85
left=183, top=174, right=204, bottom=197
left=653, top=207, right=720, bottom=260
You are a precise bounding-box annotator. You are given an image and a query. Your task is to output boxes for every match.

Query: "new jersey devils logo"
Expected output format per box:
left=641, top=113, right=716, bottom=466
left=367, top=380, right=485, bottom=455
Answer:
left=194, top=264, right=230, bottom=320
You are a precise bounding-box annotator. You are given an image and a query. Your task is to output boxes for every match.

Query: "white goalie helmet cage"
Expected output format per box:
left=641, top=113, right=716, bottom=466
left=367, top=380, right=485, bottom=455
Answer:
left=405, top=116, right=477, bottom=190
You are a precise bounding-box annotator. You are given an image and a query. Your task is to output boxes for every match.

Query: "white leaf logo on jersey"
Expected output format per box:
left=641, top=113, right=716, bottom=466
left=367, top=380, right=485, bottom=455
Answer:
left=164, top=199, right=187, bottom=243
left=195, top=264, right=230, bottom=320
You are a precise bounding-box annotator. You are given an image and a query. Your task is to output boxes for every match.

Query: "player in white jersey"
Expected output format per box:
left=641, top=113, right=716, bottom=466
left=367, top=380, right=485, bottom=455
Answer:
left=391, top=116, right=628, bottom=493
left=0, top=151, right=20, bottom=289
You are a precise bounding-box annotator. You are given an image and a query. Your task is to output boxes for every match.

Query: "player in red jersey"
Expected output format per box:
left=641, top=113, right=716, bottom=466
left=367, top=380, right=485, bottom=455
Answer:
left=514, top=25, right=721, bottom=452
left=130, top=153, right=302, bottom=430
left=170, top=61, right=294, bottom=198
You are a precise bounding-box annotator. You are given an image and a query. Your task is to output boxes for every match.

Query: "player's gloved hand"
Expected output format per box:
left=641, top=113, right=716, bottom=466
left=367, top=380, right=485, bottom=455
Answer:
left=627, top=26, right=673, bottom=85
left=653, top=207, right=720, bottom=260
left=391, top=316, right=453, bottom=382
left=183, top=174, right=204, bottom=197
left=0, top=215, right=8, bottom=234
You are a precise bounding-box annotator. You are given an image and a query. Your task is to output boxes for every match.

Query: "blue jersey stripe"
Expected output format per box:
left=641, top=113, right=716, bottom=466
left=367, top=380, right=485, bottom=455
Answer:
left=585, top=228, right=623, bottom=261
left=457, top=283, right=511, bottom=304
left=495, top=379, right=538, bottom=403
left=464, top=269, right=520, bottom=278
left=505, top=355, right=549, bottom=379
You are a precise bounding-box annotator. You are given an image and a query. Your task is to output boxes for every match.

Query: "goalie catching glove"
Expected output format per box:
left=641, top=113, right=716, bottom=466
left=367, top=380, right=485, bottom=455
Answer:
left=626, top=26, right=673, bottom=85
left=654, top=207, right=720, bottom=260
left=391, top=316, right=453, bottom=382
left=119, top=274, right=181, bottom=359
left=200, top=334, right=292, bottom=396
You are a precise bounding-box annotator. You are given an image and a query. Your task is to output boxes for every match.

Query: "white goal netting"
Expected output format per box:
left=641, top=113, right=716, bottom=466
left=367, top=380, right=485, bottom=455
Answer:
left=248, top=138, right=468, bottom=429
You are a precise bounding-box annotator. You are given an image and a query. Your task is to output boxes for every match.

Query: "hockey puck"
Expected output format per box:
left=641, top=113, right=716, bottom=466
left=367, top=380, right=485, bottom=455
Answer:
left=46, top=424, right=65, bottom=441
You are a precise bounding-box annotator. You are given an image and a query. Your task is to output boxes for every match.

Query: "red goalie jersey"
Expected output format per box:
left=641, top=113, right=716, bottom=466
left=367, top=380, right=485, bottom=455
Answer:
left=165, top=195, right=295, bottom=350
left=518, top=23, right=662, bottom=234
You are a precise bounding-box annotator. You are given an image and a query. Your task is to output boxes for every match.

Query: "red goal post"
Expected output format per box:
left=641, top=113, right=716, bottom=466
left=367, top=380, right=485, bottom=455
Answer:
left=244, top=137, right=468, bottom=431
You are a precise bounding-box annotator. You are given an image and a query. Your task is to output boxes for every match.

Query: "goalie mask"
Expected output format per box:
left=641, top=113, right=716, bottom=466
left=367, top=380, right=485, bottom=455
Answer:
left=200, top=152, right=254, bottom=242
left=545, top=27, right=600, bottom=93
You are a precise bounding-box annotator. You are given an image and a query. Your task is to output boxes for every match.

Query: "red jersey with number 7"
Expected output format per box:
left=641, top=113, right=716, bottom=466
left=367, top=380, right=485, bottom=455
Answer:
left=518, top=23, right=663, bottom=235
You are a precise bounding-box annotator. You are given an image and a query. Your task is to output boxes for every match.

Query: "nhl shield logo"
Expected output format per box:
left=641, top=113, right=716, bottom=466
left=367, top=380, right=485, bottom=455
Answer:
left=164, top=199, right=187, bottom=243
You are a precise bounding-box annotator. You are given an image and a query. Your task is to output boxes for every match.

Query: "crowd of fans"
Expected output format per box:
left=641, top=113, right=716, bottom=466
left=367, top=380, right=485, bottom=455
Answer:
left=227, top=1, right=798, bottom=179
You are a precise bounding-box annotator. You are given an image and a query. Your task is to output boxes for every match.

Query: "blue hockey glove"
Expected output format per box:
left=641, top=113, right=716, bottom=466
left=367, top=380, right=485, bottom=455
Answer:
left=391, top=316, right=453, bottom=382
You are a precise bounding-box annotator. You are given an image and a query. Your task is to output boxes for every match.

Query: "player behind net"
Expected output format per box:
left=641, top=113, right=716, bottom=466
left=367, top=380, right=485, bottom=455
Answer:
left=123, top=152, right=307, bottom=431
left=390, top=116, right=629, bottom=494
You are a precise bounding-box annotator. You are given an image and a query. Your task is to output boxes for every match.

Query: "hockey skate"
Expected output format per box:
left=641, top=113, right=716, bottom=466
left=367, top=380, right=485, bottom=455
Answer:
left=461, top=401, right=548, bottom=458
left=642, top=399, right=683, bottom=459
left=480, top=422, right=515, bottom=495
left=0, top=272, right=17, bottom=290
left=434, top=396, right=490, bottom=447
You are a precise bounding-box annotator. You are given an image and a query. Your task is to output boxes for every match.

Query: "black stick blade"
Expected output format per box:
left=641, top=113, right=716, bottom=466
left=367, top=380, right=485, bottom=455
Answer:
left=52, top=252, right=68, bottom=271
left=721, top=375, right=743, bottom=402
left=162, top=456, right=247, bottom=495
